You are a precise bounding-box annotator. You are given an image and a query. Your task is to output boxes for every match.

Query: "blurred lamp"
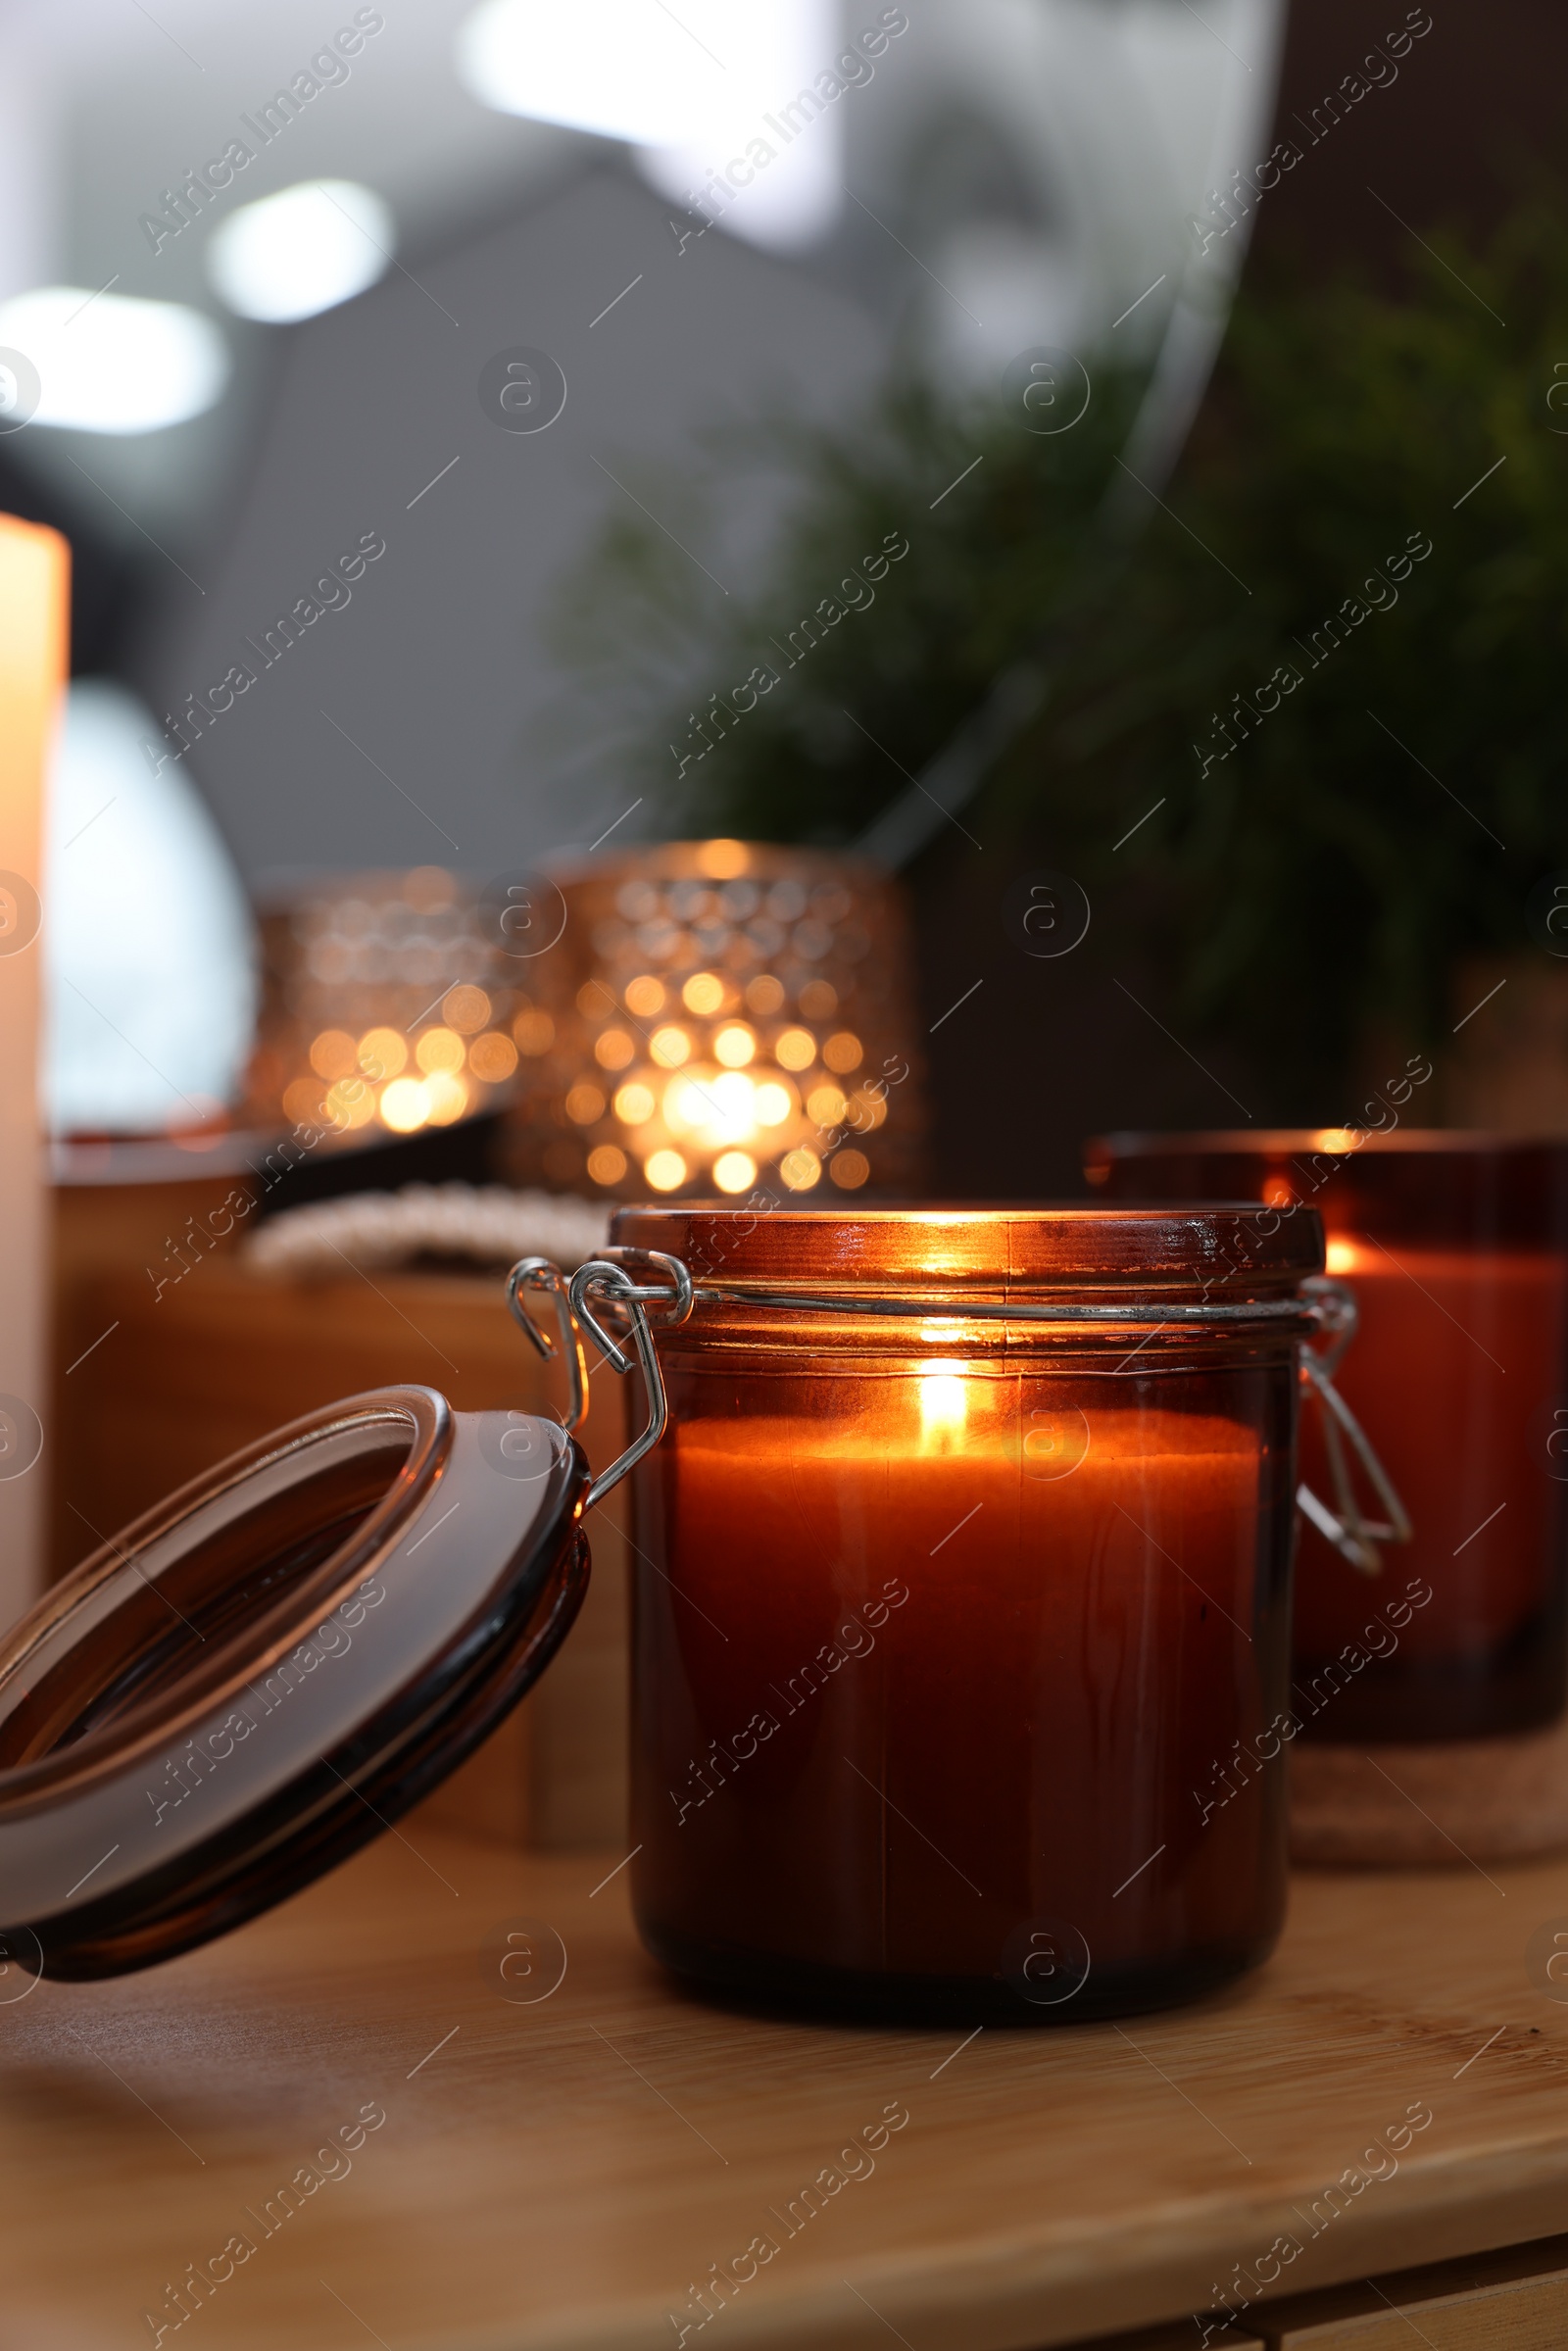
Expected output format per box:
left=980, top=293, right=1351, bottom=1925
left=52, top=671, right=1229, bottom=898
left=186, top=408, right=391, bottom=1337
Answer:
left=455, top=0, right=838, bottom=250
left=457, top=0, right=708, bottom=143
left=207, top=181, right=394, bottom=324
left=45, top=682, right=258, bottom=1136
left=0, top=287, right=227, bottom=433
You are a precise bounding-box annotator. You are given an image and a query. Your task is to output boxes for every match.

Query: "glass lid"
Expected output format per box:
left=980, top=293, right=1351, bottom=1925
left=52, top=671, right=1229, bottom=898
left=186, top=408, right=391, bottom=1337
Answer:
left=0, top=1388, right=588, bottom=1981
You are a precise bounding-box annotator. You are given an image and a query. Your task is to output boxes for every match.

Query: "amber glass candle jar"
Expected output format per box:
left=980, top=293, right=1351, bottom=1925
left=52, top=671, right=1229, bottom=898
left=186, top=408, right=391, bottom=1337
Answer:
left=1087, top=1134, right=1568, bottom=1749
left=611, top=1203, right=1324, bottom=2021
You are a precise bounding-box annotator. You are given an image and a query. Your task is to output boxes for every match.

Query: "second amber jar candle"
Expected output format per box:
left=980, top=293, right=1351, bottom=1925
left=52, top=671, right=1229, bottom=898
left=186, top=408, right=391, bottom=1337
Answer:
left=612, top=1203, right=1324, bottom=2021
left=1087, top=1132, right=1568, bottom=1744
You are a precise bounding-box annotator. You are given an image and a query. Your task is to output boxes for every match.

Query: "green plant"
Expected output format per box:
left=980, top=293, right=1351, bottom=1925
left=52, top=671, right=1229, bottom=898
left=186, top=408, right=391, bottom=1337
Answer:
left=556, top=189, right=1568, bottom=1102
left=1034, top=192, right=1568, bottom=1091
left=550, top=368, right=1145, bottom=846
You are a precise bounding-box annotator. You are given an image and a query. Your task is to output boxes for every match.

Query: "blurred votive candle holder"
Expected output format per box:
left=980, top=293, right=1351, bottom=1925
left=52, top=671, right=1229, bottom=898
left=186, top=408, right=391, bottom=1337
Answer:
left=500, top=840, right=925, bottom=1200
left=249, top=867, right=525, bottom=1143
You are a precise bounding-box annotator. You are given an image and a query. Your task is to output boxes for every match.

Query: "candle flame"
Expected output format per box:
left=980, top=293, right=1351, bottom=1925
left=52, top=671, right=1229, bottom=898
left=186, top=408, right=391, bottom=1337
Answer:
left=919, top=1361, right=968, bottom=1450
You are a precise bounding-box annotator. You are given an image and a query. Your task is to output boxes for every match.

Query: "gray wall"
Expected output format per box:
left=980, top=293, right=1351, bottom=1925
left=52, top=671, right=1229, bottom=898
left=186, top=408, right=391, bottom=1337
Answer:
left=146, top=169, right=882, bottom=885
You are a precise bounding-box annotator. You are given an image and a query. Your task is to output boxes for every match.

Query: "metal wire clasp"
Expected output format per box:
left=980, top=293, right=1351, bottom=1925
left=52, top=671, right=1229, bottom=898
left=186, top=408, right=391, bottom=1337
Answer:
left=1296, top=1274, right=1412, bottom=1575
left=506, top=1257, right=589, bottom=1430
left=507, top=1251, right=1412, bottom=1565
left=506, top=1248, right=692, bottom=1511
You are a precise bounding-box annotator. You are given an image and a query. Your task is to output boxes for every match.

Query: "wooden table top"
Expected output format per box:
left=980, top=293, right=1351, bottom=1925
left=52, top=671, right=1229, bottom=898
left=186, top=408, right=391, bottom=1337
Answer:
left=8, top=1827, right=1568, bottom=2351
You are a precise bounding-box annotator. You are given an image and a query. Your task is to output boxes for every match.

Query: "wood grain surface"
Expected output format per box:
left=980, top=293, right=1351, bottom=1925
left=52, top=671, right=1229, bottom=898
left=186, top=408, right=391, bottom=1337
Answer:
left=7, top=1831, right=1568, bottom=2351
left=1269, top=2269, right=1568, bottom=2348
left=1242, top=2234, right=1568, bottom=2346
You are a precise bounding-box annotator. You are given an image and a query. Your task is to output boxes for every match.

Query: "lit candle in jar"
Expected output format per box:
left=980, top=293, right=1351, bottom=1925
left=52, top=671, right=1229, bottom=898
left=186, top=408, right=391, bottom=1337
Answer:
left=636, top=1384, right=1291, bottom=1990
left=616, top=1203, right=1319, bottom=2019
left=1295, top=1234, right=1568, bottom=1737
left=1087, top=1132, right=1568, bottom=1745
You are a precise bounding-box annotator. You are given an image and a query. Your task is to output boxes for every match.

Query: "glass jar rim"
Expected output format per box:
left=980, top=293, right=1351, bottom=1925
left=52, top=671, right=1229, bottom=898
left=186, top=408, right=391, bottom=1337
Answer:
left=543, top=838, right=888, bottom=887
left=1084, top=1131, right=1568, bottom=1251
left=1089, top=1127, right=1568, bottom=1159
left=612, top=1201, right=1322, bottom=1296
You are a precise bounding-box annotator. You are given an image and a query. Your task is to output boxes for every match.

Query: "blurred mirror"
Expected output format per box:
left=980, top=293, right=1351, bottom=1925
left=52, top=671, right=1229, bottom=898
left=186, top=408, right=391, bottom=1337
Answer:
left=2, top=0, right=1280, bottom=935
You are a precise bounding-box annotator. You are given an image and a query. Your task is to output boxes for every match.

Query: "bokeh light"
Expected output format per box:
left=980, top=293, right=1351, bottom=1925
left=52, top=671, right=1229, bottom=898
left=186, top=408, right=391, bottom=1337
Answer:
left=696, top=839, right=749, bottom=879
left=614, top=1081, right=657, bottom=1125
left=380, top=1076, right=430, bottom=1132
left=595, top=1028, right=636, bottom=1069
left=565, top=1082, right=607, bottom=1123
left=823, top=1031, right=863, bottom=1074
left=775, top=1027, right=815, bottom=1071
left=651, top=1025, right=691, bottom=1067
left=444, top=984, right=492, bottom=1033
left=325, top=1076, right=375, bottom=1129
left=310, top=1029, right=358, bottom=1080
left=625, top=974, right=665, bottom=1016
left=514, top=1008, right=554, bottom=1054
left=208, top=179, right=393, bottom=323
left=416, top=1026, right=466, bottom=1074
left=359, top=1025, right=407, bottom=1080
left=713, top=1022, right=756, bottom=1067
left=424, top=1070, right=469, bottom=1125
left=0, top=284, right=228, bottom=432
left=710, top=1071, right=757, bottom=1133
left=664, top=1074, right=711, bottom=1133
left=682, top=971, right=725, bottom=1015
left=469, top=1032, right=518, bottom=1082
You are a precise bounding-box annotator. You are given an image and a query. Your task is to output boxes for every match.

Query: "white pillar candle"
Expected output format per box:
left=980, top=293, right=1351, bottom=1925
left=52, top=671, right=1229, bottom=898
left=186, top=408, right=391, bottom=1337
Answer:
left=0, top=514, right=68, bottom=1619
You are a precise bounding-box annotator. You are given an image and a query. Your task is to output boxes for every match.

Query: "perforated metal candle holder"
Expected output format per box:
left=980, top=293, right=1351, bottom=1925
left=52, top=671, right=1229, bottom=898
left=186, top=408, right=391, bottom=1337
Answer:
left=498, top=840, right=926, bottom=1203
left=249, top=867, right=524, bottom=1145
